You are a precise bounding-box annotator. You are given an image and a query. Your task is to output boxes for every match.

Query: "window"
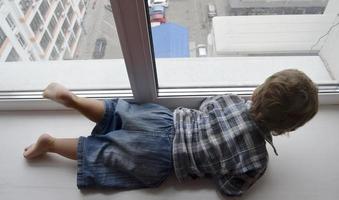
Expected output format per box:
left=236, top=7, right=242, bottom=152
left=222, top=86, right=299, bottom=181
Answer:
left=55, top=32, right=64, bottom=51
left=79, top=1, right=85, bottom=13
left=47, top=16, right=57, bottom=37
left=6, top=14, right=16, bottom=30
left=6, top=48, right=21, bottom=62
left=61, top=20, right=70, bottom=35
left=49, top=47, right=59, bottom=60
left=144, top=0, right=338, bottom=99
left=67, top=7, right=74, bottom=22
left=29, top=53, right=36, bottom=61
left=39, top=0, right=50, bottom=19
left=68, top=33, right=75, bottom=49
left=40, top=31, right=51, bottom=51
left=73, top=22, right=80, bottom=36
left=19, top=0, right=33, bottom=15
left=0, top=0, right=338, bottom=110
left=54, top=2, right=63, bottom=20
left=16, top=33, right=27, bottom=49
left=30, top=13, right=44, bottom=35
left=61, top=0, right=69, bottom=8
left=0, top=28, right=7, bottom=47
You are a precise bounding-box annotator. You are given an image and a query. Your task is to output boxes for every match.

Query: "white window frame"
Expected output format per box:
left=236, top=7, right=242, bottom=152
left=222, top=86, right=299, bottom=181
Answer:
left=0, top=0, right=338, bottom=111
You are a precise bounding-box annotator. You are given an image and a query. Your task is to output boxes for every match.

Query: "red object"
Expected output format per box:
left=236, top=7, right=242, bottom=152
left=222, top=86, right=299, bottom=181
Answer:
left=150, top=14, right=166, bottom=24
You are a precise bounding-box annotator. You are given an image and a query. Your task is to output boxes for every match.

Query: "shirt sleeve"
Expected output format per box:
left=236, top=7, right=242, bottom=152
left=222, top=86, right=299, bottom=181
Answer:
left=214, top=168, right=267, bottom=197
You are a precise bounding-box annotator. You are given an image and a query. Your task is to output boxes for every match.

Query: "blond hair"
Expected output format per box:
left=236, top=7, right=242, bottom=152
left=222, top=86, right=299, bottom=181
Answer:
left=250, top=69, right=318, bottom=135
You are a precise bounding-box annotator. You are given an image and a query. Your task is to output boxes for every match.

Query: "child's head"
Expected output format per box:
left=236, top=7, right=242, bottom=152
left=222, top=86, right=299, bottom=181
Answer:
left=250, top=69, right=318, bottom=136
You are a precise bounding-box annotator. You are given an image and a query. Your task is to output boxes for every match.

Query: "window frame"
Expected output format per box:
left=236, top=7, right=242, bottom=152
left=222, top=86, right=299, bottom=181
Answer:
left=0, top=0, right=338, bottom=111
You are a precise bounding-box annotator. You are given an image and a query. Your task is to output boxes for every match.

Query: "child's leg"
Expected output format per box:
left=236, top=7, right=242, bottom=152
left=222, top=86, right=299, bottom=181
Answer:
left=43, top=83, right=105, bottom=123
left=23, top=133, right=78, bottom=160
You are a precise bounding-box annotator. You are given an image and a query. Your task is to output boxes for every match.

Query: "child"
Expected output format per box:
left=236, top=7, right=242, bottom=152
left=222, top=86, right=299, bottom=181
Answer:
left=23, top=69, right=318, bottom=197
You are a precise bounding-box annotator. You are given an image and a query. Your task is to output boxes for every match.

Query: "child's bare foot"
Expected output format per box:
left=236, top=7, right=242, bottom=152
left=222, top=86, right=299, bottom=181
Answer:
left=23, top=134, right=55, bottom=159
left=43, top=83, right=76, bottom=107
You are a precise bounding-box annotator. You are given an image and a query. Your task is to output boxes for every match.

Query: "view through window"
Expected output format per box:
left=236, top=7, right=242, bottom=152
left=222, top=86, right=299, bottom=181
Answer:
left=0, top=0, right=130, bottom=95
left=0, top=0, right=124, bottom=61
left=145, top=0, right=338, bottom=94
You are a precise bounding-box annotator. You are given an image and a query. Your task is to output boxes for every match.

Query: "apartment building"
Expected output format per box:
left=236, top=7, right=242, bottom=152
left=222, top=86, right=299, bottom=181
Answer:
left=0, top=0, right=87, bottom=62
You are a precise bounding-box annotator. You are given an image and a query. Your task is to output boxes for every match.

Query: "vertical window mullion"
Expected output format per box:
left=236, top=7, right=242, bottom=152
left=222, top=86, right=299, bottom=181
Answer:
left=110, top=0, right=156, bottom=103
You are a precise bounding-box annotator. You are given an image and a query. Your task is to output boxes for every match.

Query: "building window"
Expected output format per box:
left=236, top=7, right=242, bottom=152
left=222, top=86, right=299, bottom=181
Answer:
left=61, top=0, right=69, bottom=8
left=68, top=33, right=75, bottom=49
left=30, top=13, right=44, bottom=35
left=6, top=14, right=16, bottom=30
left=67, top=7, right=74, bottom=22
left=16, top=33, right=27, bottom=49
left=40, top=31, right=51, bottom=51
left=19, top=0, right=33, bottom=15
left=29, top=53, right=36, bottom=61
left=39, top=0, right=50, bottom=19
left=73, top=22, right=80, bottom=36
left=47, top=16, right=58, bottom=37
left=6, top=48, right=21, bottom=62
left=0, top=28, right=7, bottom=47
left=62, top=20, right=70, bottom=35
left=49, top=47, right=59, bottom=60
left=55, top=2, right=64, bottom=20
left=56, top=33, right=65, bottom=51
left=79, top=1, right=85, bottom=13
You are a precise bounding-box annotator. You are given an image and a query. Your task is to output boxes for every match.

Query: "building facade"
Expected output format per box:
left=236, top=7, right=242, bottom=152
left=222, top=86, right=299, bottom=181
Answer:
left=0, top=0, right=87, bottom=62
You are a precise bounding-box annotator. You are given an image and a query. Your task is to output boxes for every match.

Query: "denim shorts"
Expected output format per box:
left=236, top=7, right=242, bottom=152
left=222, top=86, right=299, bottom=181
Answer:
left=77, top=99, right=174, bottom=189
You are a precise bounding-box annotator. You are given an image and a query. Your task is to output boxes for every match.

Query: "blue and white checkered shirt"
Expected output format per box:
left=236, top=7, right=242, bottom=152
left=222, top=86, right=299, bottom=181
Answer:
left=172, top=94, right=278, bottom=197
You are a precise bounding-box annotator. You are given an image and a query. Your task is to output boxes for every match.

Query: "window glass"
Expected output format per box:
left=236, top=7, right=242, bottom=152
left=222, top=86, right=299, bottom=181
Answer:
left=67, top=7, right=74, bottom=22
left=61, top=20, right=70, bottom=35
left=147, top=0, right=336, bottom=91
left=6, top=48, right=21, bottom=62
left=6, top=14, right=16, bottom=30
left=47, top=16, right=58, bottom=37
left=40, top=31, right=51, bottom=51
left=39, top=0, right=50, bottom=19
left=49, top=47, right=59, bottom=60
left=19, top=0, right=33, bottom=15
left=0, top=0, right=130, bottom=94
left=55, top=2, right=63, bottom=20
left=30, top=13, right=44, bottom=36
left=16, top=33, right=27, bottom=49
left=0, top=28, right=7, bottom=47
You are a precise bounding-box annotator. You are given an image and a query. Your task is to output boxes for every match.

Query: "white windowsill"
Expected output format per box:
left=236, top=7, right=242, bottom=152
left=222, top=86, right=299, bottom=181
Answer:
left=1, top=105, right=339, bottom=199
left=0, top=55, right=338, bottom=110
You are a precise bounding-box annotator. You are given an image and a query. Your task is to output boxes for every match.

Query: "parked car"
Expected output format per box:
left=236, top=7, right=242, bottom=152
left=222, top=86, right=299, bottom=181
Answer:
left=150, top=5, right=165, bottom=15
left=150, top=13, right=166, bottom=24
left=207, top=4, right=217, bottom=18
left=93, top=38, right=107, bottom=59
left=196, top=44, right=207, bottom=57
left=151, top=0, right=169, bottom=8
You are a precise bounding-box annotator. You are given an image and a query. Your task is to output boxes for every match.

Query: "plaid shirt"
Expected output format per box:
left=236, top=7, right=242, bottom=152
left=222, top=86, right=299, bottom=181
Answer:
left=172, top=94, right=278, bottom=197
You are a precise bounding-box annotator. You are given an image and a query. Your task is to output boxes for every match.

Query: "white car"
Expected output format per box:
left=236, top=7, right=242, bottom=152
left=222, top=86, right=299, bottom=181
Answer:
left=151, top=0, right=169, bottom=8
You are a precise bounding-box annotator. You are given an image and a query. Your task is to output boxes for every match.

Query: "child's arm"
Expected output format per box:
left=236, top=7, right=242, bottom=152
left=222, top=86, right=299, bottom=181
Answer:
left=214, top=167, right=267, bottom=198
